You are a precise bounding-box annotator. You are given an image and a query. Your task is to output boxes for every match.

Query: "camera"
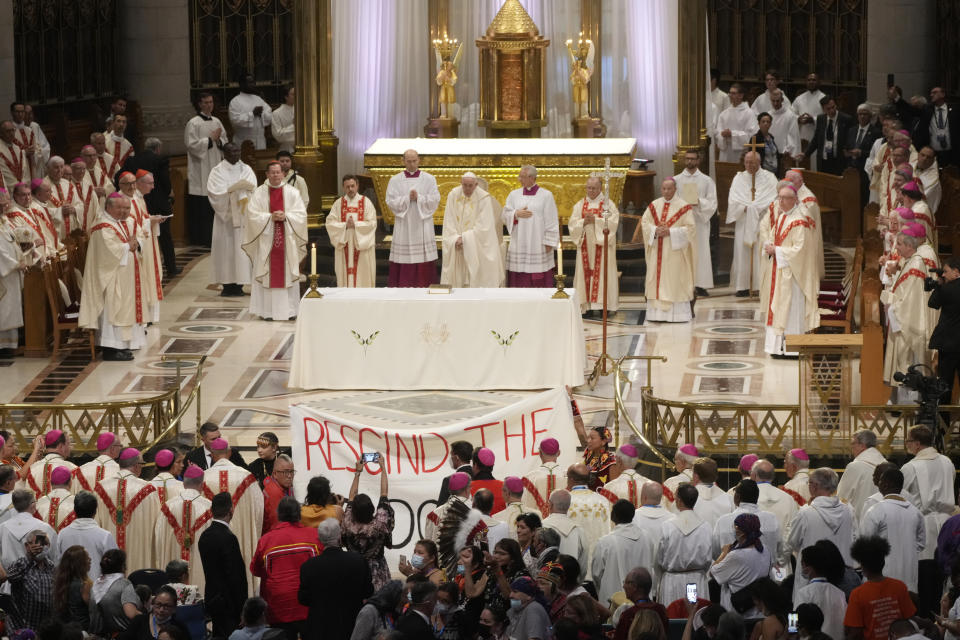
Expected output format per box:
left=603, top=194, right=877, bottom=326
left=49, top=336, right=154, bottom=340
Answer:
left=893, top=363, right=951, bottom=449
left=925, top=268, right=944, bottom=292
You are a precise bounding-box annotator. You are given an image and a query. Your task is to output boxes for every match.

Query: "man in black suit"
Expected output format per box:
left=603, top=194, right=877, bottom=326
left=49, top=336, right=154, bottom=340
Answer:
left=396, top=581, right=438, bottom=640
left=121, top=137, right=178, bottom=277
left=298, top=519, right=373, bottom=640
left=198, top=492, right=248, bottom=638
left=186, top=421, right=249, bottom=470
left=436, top=440, right=474, bottom=505
left=929, top=257, right=960, bottom=404
left=843, top=104, right=882, bottom=205
left=914, top=86, right=958, bottom=168
left=800, top=95, right=854, bottom=175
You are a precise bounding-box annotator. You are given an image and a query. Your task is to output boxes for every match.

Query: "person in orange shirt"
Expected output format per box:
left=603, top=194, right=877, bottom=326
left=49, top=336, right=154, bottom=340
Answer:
left=843, top=535, right=916, bottom=640
left=261, top=454, right=295, bottom=535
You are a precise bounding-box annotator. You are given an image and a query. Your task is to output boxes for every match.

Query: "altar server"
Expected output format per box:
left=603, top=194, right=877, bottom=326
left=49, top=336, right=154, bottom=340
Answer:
left=502, top=165, right=560, bottom=288
left=327, top=174, right=377, bottom=288
left=184, top=92, right=226, bottom=246
left=207, top=143, right=256, bottom=297
left=569, top=176, right=619, bottom=313
left=859, top=468, right=925, bottom=592
left=657, top=484, right=713, bottom=605
left=242, top=161, right=307, bottom=321
left=674, top=150, right=718, bottom=296
left=727, top=152, right=778, bottom=296
left=229, top=74, right=273, bottom=151
left=641, top=178, right=696, bottom=322
left=715, top=84, right=759, bottom=163
left=440, top=171, right=502, bottom=288
left=94, top=448, right=162, bottom=572
left=385, top=149, right=441, bottom=287
left=837, top=430, right=888, bottom=521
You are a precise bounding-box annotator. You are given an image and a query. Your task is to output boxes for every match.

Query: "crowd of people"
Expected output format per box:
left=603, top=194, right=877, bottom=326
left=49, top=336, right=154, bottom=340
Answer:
left=0, top=423, right=958, bottom=640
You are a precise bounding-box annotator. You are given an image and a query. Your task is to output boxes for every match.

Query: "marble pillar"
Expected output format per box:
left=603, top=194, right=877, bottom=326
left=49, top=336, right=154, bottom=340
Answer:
left=866, top=0, right=937, bottom=103
left=119, top=0, right=194, bottom=155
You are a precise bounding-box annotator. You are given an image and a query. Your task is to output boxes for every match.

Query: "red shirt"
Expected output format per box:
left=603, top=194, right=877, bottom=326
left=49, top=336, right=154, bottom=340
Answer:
left=250, top=521, right=322, bottom=623
left=262, top=476, right=294, bottom=535
left=843, top=578, right=916, bottom=640
left=470, top=479, right=505, bottom=513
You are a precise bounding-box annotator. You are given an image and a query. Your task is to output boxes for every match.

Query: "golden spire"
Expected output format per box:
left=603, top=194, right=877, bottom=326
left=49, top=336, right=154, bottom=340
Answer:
left=486, top=0, right=539, bottom=38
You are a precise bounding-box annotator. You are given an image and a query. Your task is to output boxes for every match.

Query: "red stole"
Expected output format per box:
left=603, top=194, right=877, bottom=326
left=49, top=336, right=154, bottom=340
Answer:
left=647, top=200, right=692, bottom=299
left=109, top=138, right=132, bottom=176
left=131, top=197, right=163, bottom=300
left=268, top=186, right=286, bottom=288
left=341, top=196, right=366, bottom=287
left=73, top=181, right=94, bottom=229
left=0, top=142, right=23, bottom=182
left=89, top=218, right=143, bottom=323
left=578, top=199, right=605, bottom=303
left=766, top=209, right=815, bottom=326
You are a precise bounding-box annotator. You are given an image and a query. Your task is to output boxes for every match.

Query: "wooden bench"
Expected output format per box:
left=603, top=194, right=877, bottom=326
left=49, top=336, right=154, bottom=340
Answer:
left=817, top=238, right=862, bottom=333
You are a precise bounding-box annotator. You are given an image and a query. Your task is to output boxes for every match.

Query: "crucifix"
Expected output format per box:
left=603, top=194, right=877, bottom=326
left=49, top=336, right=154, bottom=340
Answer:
left=588, top=157, right=625, bottom=376
left=741, top=140, right=765, bottom=298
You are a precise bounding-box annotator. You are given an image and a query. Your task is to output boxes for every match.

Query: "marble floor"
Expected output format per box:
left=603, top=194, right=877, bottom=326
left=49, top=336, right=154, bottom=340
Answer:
left=4, top=247, right=852, bottom=453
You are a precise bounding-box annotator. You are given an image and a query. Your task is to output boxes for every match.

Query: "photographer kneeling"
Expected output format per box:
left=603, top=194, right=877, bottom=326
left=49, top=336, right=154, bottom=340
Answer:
left=928, top=256, right=960, bottom=402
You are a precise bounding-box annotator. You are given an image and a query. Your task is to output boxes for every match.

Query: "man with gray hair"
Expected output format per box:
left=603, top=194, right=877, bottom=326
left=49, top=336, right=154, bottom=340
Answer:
left=122, top=135, right=177, bottom=278
left=785, top=467, right=856, bottom=601
left=837, top=429, right=887, bottom=520
left=750, top=459, right=798, bottom=533
left=0, top=489, right=57, bottom=570
left=502, top=164, right=560, bottom=288
left=41, top=155, right=79, bottom=236
left=384, top=149, right=441, bottom=287
left=440, top=171, right=503, bottom=287
left=541, top=489, right=588, bottom=576
left=531, top=526, right=561, bottom=569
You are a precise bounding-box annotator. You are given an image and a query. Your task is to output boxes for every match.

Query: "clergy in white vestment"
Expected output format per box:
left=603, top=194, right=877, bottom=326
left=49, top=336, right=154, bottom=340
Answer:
left=675, top=150, right=718, bottom=295
left=75, top=431, right=122, bottom=494
left=55, top=490, right=118, bottom=581
left=597, top=444, right=650, bottom=508
left=713, top=481, right=779, bottom=571
left=569, top=177, right=619, bottom=313
left=783, top=448, right=811, bottom=504
left=792, top=75, right=826, bottom=155
left=385, top=149, right=442, bottom=287
left=631, top=483, right=671, bottom=598
left=591, top=500, right=656, bottom=605
left=35, top=466, right=75, bottom=532
left=124, top=171, right=164, bottom=323
left=768, top=90, right=802, bottom=160
left=491, top=476, right=533, bottom=541
left=78, top=193, right=148, bottom=360
left=207, top=143, right=256, bottom=297
left=0, top=121, right=29, bottom=191
left=0, top=489, right=58, bottom=570
left=23, top=106, right=49, bottom=173
left=859, top=468, right=925, bottom=592
left=9, top=182, right=56, bottom=259
left=155, top=464, right=211, bottom=594
left=185, top=92, right=227, bottom=246
left=642, top=178, right=696, bottom=322
left=784, top=468, right=856, bottom=601
left=710, top=512, right=773, bottom=611
left=42, top=157, right=80, bottom=237
left=521, top=438, right=567, bottom=517
left=23, top=429, right=77, bottom=497
left=715, top=84, right=760, bottom=163
left=860, top=461, right=901, bottom=517
left=566, top=464, right=612, bottom=574
left=69, top=157, right=97, bottom=233
left=202, top=438, right=263, bottom=596
left=541, top=490, right=588, bottom=581
left=902, top=182, right=936, bottom=244
left=83, top=139, right=113, bottom=200
left=151, top=449, right=184, bottom=504
left=881, top=230, right=934, bottom=399
left=785, top=170, right=825, bottom=279
left=271, top=85, right=295, bottom=153
left=837, top=430, right=888, bottom=521
left=727, top=152, right=779, bottom=296
left=30, top=178, right=65, bottom=254
left=242, top=161, right=307, bottom=321
left=690, top=458, right=734, bottom=527
left=0, top=193, right=26, bottom=352
left=795, top=545, right=848, bottom=640
left=761, top=185, right=820, bottom=356
left=657, top=484, right=714, bottom=605
left=229, top=75, right=273, bottom=150
left=750, top=460, right=799, bottom=537
left=752, top=72, right=792, bottom=114
left=663, top=443, right=698, bottom=508
left=326, top=174, right=377, bottom=288
left=92, top=448, right=161, bottom=573
left=710, top=72, right=731, bottom=116
left=502, top=165, right=560, bottom=288
left=440, top=172, right=503, bottom=288
left=104, top=114, right=134, bottom=178
left=11, top=103, right=41, bottom=180
left=901, top=425, right=956, bottom=567
left=916, top=147, right=942, bottom=213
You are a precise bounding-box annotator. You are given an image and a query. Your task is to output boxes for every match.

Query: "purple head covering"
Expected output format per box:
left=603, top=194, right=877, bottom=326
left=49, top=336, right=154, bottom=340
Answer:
left=733, top=513, right=763, bottom=552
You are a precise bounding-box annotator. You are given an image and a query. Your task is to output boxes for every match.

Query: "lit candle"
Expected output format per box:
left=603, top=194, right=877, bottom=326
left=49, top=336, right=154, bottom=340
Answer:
left=310, top=242, right=317, bottom=275
left=557, top=239, right=564, bottom=276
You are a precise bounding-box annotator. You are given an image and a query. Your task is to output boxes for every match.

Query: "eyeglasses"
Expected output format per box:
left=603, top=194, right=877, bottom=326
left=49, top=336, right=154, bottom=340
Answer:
left=275, top=469, right=296, bottom=476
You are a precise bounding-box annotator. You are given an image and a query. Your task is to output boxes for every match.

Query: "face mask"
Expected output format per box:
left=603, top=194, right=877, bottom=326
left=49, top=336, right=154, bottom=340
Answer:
left=410, top=554, right=425, bottom=569
left=510, top=598, right=524, bottom=611
left=456, top=564, right=465, bottom=575
left=434, top=603, right=449, bottom=617
left=478, top=623, right=493, bottom=638
left=407, top=592, right=413, bottom=603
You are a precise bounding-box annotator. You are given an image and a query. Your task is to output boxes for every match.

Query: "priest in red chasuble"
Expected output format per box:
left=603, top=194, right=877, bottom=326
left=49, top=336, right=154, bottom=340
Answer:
left=242, top=161, right=307, bottom=321
left=640, top=178, right=696, bottom=322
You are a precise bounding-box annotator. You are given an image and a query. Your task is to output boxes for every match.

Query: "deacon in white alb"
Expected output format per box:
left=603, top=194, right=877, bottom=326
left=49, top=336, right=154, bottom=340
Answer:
left=502, top=165, right=560, bottom=288
left=229, top=74, right=273, bottom=151
left=242, top=161, right=307, bottom=321
left=641, top=178, right=696, bottom=322
left=207, top=143, right=256, bottom=298
left=184, top=92, right=227, bottom=246
left=768, top=90, right=802, bottom=159
left=326, top=174, right=377, bottom=288
left=715, top=84, right=760, bottom=163
left=385, top=149, right=441, bottom=287
left=674, top=150, right=718, bottom=296
left=727, top=152, right=778, bottom=296
left=440, top=171, right=503, bottom=288
left=569, top=176, right=619, bottom=313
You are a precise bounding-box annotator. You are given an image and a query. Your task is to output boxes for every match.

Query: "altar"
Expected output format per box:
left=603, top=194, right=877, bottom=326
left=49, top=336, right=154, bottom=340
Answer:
left=363, top=137, right=636, bottom=224
left=288, top=287, right=586, bottom=391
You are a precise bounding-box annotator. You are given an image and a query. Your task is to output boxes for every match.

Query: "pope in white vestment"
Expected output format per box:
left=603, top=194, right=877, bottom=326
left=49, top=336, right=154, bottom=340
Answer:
left=902, top=434, right=956, bottom=562
left=837, top=438, right=887, bottom=521
left=657, top=508, right=713, bottom=605
left=207, top=144, right=256, bottom=293
left=860, top=492, right=925, bottom=591
left=569, top=178, right=619, bottom=313
left=385, top=150, right=442, bottom=287
left=327, top=176, right=377, bottom=288
left=440, top=173, right=502, bottom=288
left=242, top=162, right=307, bottom=321
left=155, top=466, right=211, bottom=594
left=591, top=521, right=655, bottom=605
left=642, top=180, right=696, bottom=322
left=502, top=166, right=559, bottom=288
left=716, top=87, right=760, bottom=163
left=675, top=153, right=719, bottom=292
left=229, top=80, right=273, bottom=150
left=727, top=153, right=779, bottom=294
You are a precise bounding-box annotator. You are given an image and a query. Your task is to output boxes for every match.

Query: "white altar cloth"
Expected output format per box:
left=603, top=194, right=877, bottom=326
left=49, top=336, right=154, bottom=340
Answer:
left=288, top=288, right=587, bottom=390
left=364, top=137, right=637, bottom=156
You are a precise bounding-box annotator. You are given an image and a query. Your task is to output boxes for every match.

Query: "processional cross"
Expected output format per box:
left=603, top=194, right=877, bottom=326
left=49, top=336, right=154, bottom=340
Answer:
left=742, top=139, right=765, bottom=200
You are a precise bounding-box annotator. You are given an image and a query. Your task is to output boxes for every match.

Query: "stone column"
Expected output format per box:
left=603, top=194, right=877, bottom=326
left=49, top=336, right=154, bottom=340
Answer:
left=866, top=0, right=936, bottom=103
left=675, top=0, right=708, bottom=175
left=118, top=0, right=194, bottom=155
left=0, top=0, right=15, bottom=111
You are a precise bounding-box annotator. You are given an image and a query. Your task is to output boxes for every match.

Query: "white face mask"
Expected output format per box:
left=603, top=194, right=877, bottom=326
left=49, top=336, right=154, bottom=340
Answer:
left=410, top=554, right=426, bottom=569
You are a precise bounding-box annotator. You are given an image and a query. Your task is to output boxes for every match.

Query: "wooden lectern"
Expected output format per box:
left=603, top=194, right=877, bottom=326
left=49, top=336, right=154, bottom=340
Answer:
left=784, top=334, right=862, bottom=453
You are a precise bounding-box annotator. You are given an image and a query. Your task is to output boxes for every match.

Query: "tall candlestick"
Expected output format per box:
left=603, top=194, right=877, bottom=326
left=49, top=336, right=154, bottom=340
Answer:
left=557, top=239, right=564, bottom=276
left=311, top=242, right=317, bottom=275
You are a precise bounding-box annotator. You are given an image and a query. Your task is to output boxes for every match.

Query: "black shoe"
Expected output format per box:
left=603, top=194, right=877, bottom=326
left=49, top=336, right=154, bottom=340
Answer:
left=167, top=267, right=181, bottom=278
left=103, top=348, right=126, bottom=361
left=220, top=285, right=232, bottom=297
left=695, top=287, right=709, bottom=297
left=735, top=289, right=750, bottom=297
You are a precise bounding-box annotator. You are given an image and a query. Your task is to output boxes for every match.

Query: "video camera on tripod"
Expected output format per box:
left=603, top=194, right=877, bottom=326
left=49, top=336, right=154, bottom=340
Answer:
left=892, top=363, right=950, bottom=449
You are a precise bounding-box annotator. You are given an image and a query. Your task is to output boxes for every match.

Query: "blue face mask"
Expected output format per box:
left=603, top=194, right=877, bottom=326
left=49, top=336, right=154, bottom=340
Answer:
left=410, top=554, right=425, bottom=569
left=456, top=564, right=465, bottom=575
left=510, top=598, right=524, bottom=611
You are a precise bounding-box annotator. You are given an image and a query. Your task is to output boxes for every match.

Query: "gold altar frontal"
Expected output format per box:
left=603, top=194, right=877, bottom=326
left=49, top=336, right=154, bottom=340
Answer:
left=363, top=138, right=636, bottom=225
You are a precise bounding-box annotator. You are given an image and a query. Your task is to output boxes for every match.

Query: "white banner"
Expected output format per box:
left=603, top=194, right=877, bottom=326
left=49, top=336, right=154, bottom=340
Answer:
left=290, top=388, right=578, bottom=562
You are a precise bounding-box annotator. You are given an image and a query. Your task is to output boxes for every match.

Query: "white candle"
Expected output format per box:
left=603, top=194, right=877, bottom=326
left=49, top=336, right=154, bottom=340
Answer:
left=311, top=242, right=317, bottom=275
left=557, top=238, right=564, bottom=276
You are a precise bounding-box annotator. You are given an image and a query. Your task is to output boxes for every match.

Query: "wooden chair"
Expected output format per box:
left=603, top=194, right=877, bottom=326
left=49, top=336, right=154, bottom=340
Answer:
left=818, top=238, right=863, bottom=333
left=42, top=257, right=94, bottom=359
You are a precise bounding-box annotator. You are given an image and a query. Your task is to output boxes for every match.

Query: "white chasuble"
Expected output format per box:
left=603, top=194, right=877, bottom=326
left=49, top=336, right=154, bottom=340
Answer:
left=24, top=454, right=78, bottom=497
left=881, top=252, right=932, bottom=384
left=502, top=186, right=560, bottom=273
left=0, top=140, right=26, bottom=191
left=44, top=177, right=81, bottom=236
left=641, top=197, right=695, bottom=322
left=184, top=114, right=227, bottom=197
left=674, top=169, right=718, bottom=289
left=715, top=103, right=760, bottom=163
left=327, top=194, right=377, bottom=288
left=36, top=488, right=75, bottom=532
left=727, top=169, right=778, bottom=291
left=569, top=195, right=619, bottom=312
left=520, top=464, right=567, bottom=516
left=72, top=178, right=98, bottom=233
left=94, top=470, right=162, bottom=573
left=92, top=153, right=114, bottom=195
left=207, top=159, right=256, bottom=285
left=155, top=488, right=212, bottom=594
left=385, top=171, right=441, bottom=264
left=440, top=186, right=503, bottom=288
left=75, top=455, right=119, bottom=495
left=242, top=183, right=307, bottom=321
